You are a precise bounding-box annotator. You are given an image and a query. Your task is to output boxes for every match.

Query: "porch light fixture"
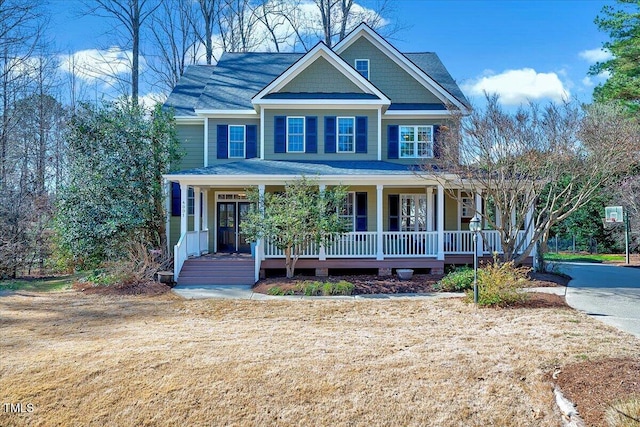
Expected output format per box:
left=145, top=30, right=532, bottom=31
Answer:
left=469, top=215, right=482, bottom=305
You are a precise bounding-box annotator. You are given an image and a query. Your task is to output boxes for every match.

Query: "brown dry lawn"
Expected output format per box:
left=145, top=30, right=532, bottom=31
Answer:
left=1, top=290, right=639, bottom=426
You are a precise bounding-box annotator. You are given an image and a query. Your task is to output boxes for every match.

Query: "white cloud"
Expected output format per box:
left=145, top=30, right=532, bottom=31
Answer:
left=59, top=47, right=144, bottom=86
left=462, top=68, right=570, bottom=105
left=579, top=48, right=612, bottom=64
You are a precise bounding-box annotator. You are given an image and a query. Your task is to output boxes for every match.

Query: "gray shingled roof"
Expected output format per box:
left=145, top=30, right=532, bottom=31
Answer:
left=164, top=49, right=468, bottom=115
left=404, top=53, right=470, bottom=108
left=168, top=159, right=438, bottom=176
left=197, top=53, right=303, bottom=111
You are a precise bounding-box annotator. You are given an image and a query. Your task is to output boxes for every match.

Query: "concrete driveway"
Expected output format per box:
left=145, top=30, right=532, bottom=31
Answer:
left=557, top=262, right=640, bottom=338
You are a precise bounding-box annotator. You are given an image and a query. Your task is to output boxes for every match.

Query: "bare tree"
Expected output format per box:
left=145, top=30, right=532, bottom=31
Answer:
left=431, top=95, right=640, bottom=265
left=148, top=0, right=199, bottom=93
left=191, top=0, right=218, bottom=64
left=86, top=0, right=161, bottom=104
left=217, top=0, right=261, bottom=52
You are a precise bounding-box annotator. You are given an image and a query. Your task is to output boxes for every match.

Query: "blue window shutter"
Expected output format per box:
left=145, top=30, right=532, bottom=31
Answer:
left=387, top=125, right=399, bottom=159
left=246, top=125, right=257, bottom=158
left=356, top=116, right=368, bottom=153
left=388, top=194, right=399, bottom=231
left=433, top=125, right=441, bottom=158
left=325, top=116, right=336, bottom=153
left=274, top=116, right=286, bottom=153
left=355, top=192, right=368, bottom=231
left=171, top=182, right=181, bottom=216
left=305, top=116, right=317, bottom=153
left=217, top=125, right=228, bottom=159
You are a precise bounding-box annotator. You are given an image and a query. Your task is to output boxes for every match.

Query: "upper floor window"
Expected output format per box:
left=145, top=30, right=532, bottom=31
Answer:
left=400, top=125, right=433, bottom=158
left=337, top=117, right=355, bottom=153
left=355, top=59, right=369, bottom=79
left=228, top=125, right=246, bottom=158
left=287, top=117, right=305, bottom=152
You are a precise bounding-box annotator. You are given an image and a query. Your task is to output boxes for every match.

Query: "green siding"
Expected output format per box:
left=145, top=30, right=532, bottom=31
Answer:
left=382, top=118, right=443, bottom=166
left=264, top=109, right=377, bottom=161
left=207, top=118, right=260, bottom=165
left=340, top=37, right=442, bottom=104
left=173, top=124, right=204, bottom=170
left=278, top=56, right=363, bottom=94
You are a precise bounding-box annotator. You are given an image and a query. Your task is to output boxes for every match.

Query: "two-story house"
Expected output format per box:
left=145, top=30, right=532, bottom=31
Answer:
left=163, top=23, right=533, bottom=285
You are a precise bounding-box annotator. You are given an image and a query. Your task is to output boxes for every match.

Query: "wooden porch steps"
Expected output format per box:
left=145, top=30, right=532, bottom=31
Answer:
left=177, top=256, right=255, bottom=286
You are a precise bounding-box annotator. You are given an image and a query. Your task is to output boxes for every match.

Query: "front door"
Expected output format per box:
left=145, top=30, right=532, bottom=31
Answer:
left=217, top=202, right=236, bottom=252
left=217, top=200, right=252, bottom=253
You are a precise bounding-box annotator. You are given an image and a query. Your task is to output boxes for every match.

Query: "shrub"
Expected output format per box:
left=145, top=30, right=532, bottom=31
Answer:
left=465, top=261, right=530, bottom=307
left=436, top=266, right=475, bottom=292
left=332, top=280, right=355, bottom=295
left=267, top=286, right=285, bottom=296
left=299, top=280, right=354, bottom=296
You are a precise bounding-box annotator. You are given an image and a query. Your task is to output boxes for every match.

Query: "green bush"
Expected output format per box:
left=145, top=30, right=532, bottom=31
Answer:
left=299, top=280, right=355, bottom=296
left=436, top=266, right=475, bottom=292
left=267, top=286, right=285, bottom=296
left=465, top=261, right=530, bottom=307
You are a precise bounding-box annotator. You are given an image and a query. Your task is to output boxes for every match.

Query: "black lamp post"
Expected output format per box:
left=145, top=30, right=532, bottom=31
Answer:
left=469, top=215, right=482, bottom=304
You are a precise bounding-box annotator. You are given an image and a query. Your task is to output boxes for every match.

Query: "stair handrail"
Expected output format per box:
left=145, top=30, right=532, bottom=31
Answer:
left=174, top=233, right=188, bottom=282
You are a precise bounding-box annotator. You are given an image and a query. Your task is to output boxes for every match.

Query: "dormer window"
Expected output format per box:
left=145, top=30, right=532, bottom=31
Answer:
left=355, top=59, right=369, bottom=79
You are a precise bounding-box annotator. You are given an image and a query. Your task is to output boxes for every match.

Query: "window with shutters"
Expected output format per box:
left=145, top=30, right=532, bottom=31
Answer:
left=399, top=125, right=433, bottom=158
left=338, top=192, right=355, bottom=231
left=337, top=117, right=355, bottom=153
left=286, top=117, right=305, bottom=152
left=228, top=125, right=246, bottom=158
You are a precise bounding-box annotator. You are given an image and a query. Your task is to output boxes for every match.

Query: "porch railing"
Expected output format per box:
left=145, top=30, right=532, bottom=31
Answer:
left=382, top=231, right=438, bottom=257
left=261, top=230, right=530, bottom=259
left=325, top=231, right=377, bottom=258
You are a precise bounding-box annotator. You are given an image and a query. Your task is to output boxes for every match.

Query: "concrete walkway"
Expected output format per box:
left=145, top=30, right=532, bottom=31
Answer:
left=171, top=284, right=462, bottom=300
left=555, top=262, right=640, bottom=338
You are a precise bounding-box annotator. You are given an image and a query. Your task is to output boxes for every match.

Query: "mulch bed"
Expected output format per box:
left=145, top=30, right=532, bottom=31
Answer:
left=553, top=358, right=640, bottom=426
left=73, top=280, right=172, bottom=296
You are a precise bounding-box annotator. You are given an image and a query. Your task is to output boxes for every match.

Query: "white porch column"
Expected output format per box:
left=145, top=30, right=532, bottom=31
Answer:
left=258, top=184, right=266, bottom=260
left=318, top=184, right=327, bottom=261
left=456, top=189, right=462, bottom=231
left=475, top=192, right=484, bottom=257
left=437, top=184, right=445, bottom=260
left=376, top=184, right=384, bottom=260
left=180, top=182, right=188, bottom=237
left=202, top=189, right=209, bottom=254
left=194, top=186, right=201, bottom=233
left=426, top=187, right=434, bottom=232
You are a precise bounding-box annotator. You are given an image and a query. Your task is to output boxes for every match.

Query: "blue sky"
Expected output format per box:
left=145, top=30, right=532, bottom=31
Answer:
left=47, top=0, right=613, bottom=106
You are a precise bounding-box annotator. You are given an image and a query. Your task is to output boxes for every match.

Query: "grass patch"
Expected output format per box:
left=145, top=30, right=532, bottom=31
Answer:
left=544, top=252, right=625, bottom=263
left=1, top=292, right=638, bottom=426
left=0, top=275, right=76, bottom=292
left=606, top=396, right=640, bottom=427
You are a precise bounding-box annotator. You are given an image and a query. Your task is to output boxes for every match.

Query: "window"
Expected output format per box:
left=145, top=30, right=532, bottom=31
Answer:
left=355, top=59, right=369, bottom=79
left=228, top=125, right=245, bottom=158
left=399, top=125, right=433, bottom=158
left=461, top=195, right=474, bottom=218
left=338, top=192, right=355, bottom=231
left=287, top=117, right=305, bottom=152
left=401, top=194, right=427, bottom=231
left=337, top=117, right=355, bottom=153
